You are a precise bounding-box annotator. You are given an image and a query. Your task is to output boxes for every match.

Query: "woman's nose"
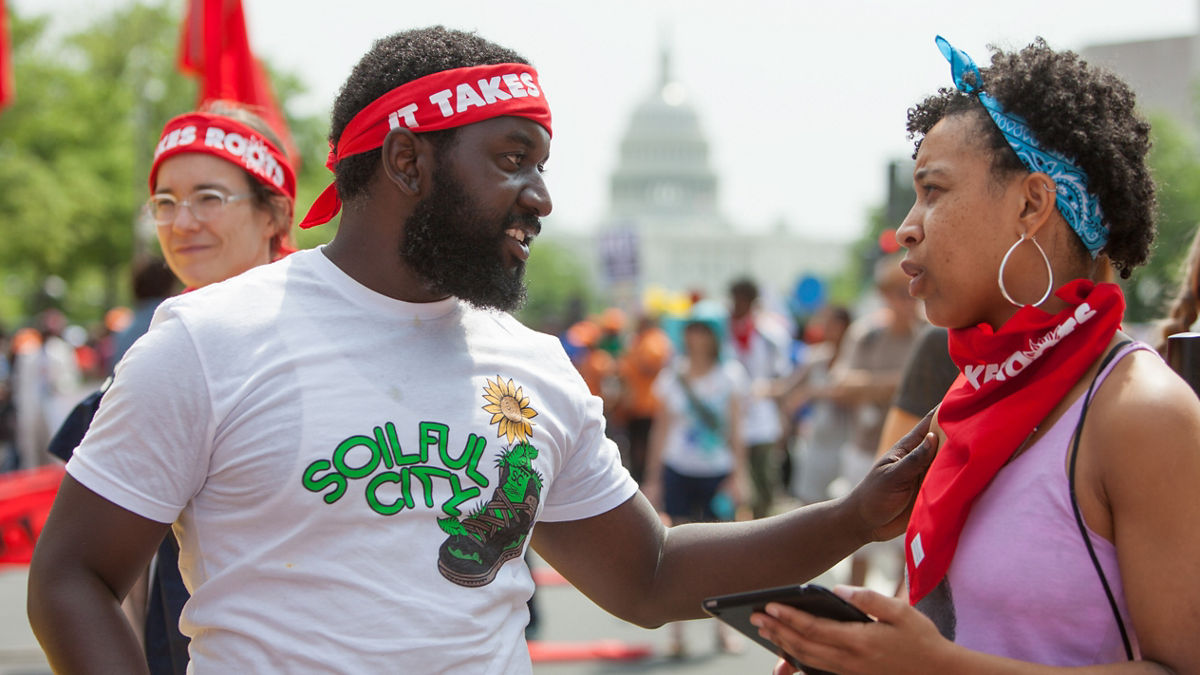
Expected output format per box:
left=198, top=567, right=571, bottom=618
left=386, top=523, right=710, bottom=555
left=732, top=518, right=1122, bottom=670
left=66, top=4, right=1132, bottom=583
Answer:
left=896, top=204, right=923, bottom=248
left=168, top=203, right=203, bottom=232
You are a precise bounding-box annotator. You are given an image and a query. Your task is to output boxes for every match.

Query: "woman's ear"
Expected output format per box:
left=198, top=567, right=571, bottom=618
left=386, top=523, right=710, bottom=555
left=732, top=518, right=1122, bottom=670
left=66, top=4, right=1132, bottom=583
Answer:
left=381, top=128, right=424, bottom=196
left=1018, top=171, right=1059, bottom=238
left=267, top=193, right=294, bottom=238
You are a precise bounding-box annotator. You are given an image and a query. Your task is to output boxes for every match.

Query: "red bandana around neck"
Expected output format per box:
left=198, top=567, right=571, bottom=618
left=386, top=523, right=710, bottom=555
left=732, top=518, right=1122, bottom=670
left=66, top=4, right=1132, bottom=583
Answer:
left=905, top=279, right=1124, bottom=604
left=731, top=315, right=755, bottom=353
left=299, top=63, right=553, bottom=229
left=150, top=112, right=296, bottom=202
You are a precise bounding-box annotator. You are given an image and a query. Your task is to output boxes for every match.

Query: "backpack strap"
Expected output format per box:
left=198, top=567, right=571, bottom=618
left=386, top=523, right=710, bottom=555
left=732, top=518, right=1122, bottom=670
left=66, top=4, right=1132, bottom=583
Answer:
left=676, top=372, right=723, bottom=433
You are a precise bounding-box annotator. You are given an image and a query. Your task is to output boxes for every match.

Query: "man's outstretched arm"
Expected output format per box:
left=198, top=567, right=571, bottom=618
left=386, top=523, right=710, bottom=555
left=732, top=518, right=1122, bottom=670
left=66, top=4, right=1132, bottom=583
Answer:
left=531, top=413, right=936, bottom=628
left=28, top=474, right=171, bottom=674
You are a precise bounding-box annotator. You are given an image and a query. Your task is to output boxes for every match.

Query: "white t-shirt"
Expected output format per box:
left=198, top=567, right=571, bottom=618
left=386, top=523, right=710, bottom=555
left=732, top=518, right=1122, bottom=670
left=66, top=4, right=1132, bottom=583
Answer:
left=652, top=359, right=749, bottom=477
left=67, top=248, right=637, bottom=674
left=728, top=316, right=791, bottom=446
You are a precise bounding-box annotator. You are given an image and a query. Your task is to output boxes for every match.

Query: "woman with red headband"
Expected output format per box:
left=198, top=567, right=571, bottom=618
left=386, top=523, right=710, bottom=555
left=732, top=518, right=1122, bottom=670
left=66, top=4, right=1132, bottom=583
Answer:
left=753, top=37, right=1200, bottom=674
left=138, top=101, right=296, bottom=674
left=149, top=101, right=296, bottom=290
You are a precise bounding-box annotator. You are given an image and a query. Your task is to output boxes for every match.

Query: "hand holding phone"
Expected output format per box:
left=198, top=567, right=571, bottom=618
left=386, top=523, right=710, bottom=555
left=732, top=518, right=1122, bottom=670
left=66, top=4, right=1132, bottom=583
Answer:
left=702, top=583, right=872, bottom=675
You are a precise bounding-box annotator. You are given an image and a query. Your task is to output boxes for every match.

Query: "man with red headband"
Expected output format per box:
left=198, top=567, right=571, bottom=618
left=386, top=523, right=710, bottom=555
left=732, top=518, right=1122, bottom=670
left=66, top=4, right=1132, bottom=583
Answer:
left=29, top=27, right=935, bottom=673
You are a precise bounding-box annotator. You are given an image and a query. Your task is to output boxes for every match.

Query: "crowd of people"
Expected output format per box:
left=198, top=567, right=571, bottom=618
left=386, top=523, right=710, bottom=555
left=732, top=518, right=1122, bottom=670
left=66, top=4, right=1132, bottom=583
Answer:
left=0, top=309, right=93, bottom=473
left=560, top=274, right=933, bottom=511
left=0, top=23, right=1196, bottom=675
left=0, top=262, right=179, bottom=474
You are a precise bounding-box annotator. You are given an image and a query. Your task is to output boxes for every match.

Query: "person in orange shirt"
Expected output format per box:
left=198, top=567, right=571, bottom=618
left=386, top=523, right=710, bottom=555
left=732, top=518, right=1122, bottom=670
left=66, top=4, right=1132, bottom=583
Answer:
left=617, top=313, right=673, bottom=484
left=568, top=319, right=615, bottom=398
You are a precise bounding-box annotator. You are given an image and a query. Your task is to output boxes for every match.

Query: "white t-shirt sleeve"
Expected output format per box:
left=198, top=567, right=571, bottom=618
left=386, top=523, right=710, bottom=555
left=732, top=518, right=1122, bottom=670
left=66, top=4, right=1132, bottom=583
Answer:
left=652, top=366, right=681, bottom=411
left=536, top=345, right=638, bottom=523
left=725, top=359, right=752, bottom=398
left=66, top=306, right=214, bottom=524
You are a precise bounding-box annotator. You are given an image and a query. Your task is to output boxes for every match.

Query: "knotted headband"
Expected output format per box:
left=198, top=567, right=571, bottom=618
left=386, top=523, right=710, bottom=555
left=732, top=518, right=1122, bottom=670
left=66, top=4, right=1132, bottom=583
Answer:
left=935, top=36, right=1108, bottom=257
left=151, top=112, right=297, bottom=203
left=298, top=63, right=553, bottom=229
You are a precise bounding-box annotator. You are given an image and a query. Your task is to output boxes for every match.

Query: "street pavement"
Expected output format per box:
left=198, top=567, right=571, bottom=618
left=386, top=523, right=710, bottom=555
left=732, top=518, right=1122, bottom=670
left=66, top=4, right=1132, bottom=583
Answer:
left=0, top=514, right=901, bottom=674
left=0, top=566, right=48, bottom=675
left=0, top=560, right=795, bottom=675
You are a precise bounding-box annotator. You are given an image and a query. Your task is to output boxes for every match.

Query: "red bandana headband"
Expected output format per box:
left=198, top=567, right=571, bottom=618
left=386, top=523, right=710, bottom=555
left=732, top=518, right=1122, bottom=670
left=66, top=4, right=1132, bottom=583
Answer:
left=298, top=63, right=552, bottom=229
left=150, top=112, right=297, bottom=203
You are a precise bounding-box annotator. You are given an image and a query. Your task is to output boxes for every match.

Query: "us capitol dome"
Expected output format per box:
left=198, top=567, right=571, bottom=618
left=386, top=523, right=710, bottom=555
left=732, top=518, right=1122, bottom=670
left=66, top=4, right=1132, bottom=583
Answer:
left=554, top=46, right=848, bottom=308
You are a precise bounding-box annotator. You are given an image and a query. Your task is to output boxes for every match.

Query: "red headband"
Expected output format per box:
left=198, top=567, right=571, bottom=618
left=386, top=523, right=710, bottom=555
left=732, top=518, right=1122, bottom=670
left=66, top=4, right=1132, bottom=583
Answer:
left=150, top=112, right=297, bottom=203
left=298, top=63, right=552, bottom=229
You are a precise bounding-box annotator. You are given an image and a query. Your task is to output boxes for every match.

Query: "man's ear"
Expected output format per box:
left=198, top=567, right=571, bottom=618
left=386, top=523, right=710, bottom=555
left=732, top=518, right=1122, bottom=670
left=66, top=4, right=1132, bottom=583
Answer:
left=381, top=128, right=424, bottom=197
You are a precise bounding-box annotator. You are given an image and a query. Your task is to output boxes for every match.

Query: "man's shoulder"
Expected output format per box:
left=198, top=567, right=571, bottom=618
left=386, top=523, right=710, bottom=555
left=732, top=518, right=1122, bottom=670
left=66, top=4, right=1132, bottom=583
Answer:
left=720, top=358, right=751, bottom=383
left=165, top=252, right=312, bottom=315
left=153, top=255, right=309, bottom=346
left=844, top=314, right=888, bottom=347
left=753, top=312, right=792, bottom=345
left=461, top=307, right=577, bottom=369
left=464, top=306, right=557, bottom=343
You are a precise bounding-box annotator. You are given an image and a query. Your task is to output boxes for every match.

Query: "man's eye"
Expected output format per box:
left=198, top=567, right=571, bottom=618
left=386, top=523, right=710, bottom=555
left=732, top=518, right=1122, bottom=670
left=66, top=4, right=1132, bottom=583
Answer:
left=505, top=153, right=524, bottom=167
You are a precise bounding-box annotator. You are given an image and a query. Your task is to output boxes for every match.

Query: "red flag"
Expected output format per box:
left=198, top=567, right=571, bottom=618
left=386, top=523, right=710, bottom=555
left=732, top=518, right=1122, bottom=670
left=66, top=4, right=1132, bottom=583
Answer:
left=178, top=0, right=297, bottom=161
left=0, top=0, right=14, bottom=113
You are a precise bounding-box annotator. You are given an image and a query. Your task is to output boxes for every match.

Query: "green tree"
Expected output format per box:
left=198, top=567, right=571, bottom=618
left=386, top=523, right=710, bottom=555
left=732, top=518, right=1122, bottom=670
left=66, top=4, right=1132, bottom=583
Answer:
left=0, top=3, right=193, bottom=324
left=516, top=238, right=593, bottom=333
left=832, top=159, right=915, bottom=305
left=1125, top=114, right=1200, bottom=324
left=270, top=66, right=339, bottom=251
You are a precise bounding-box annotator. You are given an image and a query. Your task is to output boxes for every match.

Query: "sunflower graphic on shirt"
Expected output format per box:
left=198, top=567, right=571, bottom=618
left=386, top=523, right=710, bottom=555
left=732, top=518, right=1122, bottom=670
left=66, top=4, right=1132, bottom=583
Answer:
left=481, top=376, right=538, bottom=444
left=436, top=375, right=545, bottom=587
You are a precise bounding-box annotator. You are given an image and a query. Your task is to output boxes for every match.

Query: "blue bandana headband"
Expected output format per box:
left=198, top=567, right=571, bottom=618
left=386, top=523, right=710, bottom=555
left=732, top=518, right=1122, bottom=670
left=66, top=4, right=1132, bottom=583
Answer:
left=935, top=36, right=1108, bottom=257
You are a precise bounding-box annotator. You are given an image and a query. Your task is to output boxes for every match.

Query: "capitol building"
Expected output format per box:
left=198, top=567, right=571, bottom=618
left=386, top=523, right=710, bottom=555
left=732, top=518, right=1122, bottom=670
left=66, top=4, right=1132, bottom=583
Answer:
left=546, top=49, right=849, bottom=311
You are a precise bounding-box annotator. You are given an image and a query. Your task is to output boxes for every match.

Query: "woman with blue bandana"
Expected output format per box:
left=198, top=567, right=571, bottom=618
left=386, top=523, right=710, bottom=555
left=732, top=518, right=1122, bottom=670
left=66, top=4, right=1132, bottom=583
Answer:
left=752, top=37, right=1200, bottom=673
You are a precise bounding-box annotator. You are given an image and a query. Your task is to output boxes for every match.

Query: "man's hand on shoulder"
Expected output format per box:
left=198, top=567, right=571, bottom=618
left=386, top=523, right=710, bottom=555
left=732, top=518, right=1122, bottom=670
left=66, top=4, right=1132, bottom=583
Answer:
left=845, top=411, right=938, bottom=542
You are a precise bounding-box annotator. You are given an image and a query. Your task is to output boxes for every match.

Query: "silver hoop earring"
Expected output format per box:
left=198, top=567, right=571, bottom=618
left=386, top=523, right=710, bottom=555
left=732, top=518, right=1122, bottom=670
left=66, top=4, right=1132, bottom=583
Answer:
left=998, top=234, right=1053, bottom=308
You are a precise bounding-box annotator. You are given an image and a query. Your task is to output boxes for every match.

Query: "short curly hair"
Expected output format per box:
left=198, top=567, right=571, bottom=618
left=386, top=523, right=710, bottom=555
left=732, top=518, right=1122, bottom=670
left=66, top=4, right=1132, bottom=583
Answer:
left=906, top=38, right=1156, bottom=279
left=328, top=26, right=529, bottom=205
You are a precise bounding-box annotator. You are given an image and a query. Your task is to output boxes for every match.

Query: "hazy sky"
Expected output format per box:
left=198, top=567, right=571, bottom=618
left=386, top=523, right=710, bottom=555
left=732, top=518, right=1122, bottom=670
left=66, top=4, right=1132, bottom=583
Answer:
left=19, top=0, right=1200, bottom=242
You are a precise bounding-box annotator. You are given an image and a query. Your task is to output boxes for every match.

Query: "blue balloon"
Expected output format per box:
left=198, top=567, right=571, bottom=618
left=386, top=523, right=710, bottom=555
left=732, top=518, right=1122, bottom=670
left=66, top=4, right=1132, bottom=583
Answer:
left=792, top=276, right=826, bottom=313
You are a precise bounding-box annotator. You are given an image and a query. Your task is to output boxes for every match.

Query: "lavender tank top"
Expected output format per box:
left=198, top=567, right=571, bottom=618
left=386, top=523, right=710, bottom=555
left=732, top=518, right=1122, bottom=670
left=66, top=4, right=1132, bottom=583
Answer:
left=917, top=341, right=1148, bottom=664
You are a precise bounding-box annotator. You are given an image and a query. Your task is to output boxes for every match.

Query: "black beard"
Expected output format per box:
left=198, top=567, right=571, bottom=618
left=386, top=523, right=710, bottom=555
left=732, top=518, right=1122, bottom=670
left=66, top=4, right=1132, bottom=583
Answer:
left=399, top=161, right=535, bottom=312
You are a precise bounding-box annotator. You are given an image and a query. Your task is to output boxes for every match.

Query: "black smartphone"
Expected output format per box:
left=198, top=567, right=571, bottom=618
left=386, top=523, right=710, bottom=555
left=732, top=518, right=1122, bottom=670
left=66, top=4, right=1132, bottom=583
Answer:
left=702, top=583, right=871, bottom=675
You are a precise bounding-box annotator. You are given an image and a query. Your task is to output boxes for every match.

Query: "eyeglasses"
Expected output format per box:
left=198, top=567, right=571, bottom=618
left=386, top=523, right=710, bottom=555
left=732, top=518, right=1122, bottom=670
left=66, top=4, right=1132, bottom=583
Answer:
left=147, top=189, right=252, bottom=226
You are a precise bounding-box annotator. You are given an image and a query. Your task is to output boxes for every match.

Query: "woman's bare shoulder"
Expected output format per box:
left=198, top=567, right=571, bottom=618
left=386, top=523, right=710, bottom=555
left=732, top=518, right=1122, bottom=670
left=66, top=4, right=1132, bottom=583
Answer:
left=1089, top=347, right=1200, bottom=467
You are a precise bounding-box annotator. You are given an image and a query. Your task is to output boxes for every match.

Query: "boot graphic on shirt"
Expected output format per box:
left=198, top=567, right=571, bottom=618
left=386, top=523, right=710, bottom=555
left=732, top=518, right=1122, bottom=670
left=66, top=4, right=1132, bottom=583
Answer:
left=437, top=376, right=543, bottom=587
left=437, top=443, right=542, bottom=586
